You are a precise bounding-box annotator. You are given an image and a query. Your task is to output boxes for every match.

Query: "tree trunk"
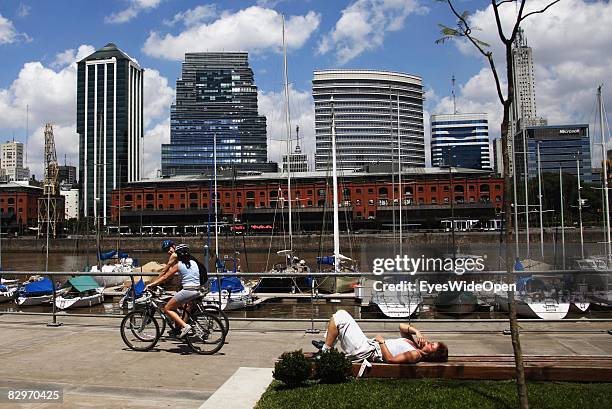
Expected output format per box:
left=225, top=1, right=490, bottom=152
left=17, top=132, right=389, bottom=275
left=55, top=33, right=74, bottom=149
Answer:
left=503, top=45, right=529, bottom=409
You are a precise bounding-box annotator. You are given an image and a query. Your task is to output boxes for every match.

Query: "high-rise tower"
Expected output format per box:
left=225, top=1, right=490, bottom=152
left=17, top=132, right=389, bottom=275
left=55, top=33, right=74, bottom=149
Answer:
left=161, top=52, right=274, bottom=176
left=313, top=70, right=425, bottom=171
left=77, top=43, right=144, bottom=224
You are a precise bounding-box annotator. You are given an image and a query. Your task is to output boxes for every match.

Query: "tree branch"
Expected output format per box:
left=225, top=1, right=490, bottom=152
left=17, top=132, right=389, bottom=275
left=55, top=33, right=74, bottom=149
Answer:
left=510, top=0, right=527, bottom=42
left=495, top=0, right=516, bottom=6
left=485, top=52, right=506, bottom=106
left=491, top=0, right=510, bottom=44
left=520, top=0, right=561, bottom=21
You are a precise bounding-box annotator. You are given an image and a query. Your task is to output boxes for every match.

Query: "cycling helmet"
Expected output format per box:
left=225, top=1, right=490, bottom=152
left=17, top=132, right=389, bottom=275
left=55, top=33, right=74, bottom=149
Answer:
left=175, top=243, right=190, bottom=256
left=161, top=239, right=175, bottom=251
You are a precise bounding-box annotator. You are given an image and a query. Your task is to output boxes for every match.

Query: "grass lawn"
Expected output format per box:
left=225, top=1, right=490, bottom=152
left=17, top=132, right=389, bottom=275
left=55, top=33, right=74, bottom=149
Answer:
left=255, top=378, right=612, bottom=409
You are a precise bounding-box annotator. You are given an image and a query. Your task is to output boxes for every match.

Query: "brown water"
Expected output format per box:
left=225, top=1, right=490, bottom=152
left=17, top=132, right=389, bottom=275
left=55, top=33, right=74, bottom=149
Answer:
left=1, top=245, right=611, bottom=320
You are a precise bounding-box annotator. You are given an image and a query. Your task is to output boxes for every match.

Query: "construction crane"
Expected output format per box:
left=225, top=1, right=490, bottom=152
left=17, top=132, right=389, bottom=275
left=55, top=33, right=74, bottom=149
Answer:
left=37, top=124, right=63, bottom=238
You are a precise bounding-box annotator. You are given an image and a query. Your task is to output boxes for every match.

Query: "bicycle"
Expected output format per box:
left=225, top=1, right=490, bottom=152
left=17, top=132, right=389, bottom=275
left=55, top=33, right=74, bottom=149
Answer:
left=120, top=288, right=226, bottom=354
left=150, top=289, right=230, bottom=337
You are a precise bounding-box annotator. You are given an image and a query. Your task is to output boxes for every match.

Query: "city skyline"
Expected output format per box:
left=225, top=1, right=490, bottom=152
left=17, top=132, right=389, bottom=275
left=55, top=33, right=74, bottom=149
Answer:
left=0, top=0, right=611, bottom=179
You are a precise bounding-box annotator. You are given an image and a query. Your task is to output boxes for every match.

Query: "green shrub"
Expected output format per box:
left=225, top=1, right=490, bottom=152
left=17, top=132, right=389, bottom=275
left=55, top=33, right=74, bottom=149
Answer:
left=314, top=348, right=353, bottom=384
left=273, top=350, right=311, bottom=388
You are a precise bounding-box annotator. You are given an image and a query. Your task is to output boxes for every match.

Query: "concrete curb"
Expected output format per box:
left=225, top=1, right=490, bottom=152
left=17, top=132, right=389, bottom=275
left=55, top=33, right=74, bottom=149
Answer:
left=199, top=367, right=273, bottom=409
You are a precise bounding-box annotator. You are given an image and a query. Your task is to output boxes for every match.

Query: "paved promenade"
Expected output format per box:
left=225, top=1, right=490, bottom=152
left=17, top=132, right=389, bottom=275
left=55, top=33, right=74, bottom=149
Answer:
left=1, top=314, right=611, bottom=408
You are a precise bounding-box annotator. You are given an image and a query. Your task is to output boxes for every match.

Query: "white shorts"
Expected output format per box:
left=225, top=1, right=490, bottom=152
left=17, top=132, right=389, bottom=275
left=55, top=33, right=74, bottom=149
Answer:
left=328, top=310, right=381, bottom=362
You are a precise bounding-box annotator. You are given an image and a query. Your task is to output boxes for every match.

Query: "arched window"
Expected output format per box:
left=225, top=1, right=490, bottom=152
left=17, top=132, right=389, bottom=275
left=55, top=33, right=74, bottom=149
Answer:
left=454, top=185, right=464, bottom=193
left=378, top=187, right=388, bottom=196
left=480, top=184, right=490, bottom=192
left=7, top=198, right=14, bottom=205
left=146, top=194, right=154, bottom=201
left=124, top=194, right=133, bottom=202
left=189, top=192, right=198, bottom=200
left=246, top=191, right=255, bottom=199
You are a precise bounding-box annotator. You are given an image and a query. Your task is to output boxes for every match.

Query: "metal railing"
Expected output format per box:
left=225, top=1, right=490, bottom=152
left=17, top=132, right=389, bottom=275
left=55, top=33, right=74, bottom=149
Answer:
left=1, top=269, right=612, bottom=332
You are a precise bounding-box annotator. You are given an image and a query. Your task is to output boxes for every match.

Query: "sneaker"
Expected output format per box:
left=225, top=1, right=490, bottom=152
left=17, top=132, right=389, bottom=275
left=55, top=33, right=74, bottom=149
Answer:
left=311, top=340, right=325, bottom=350
left=179, top=324, right=192, bottom=339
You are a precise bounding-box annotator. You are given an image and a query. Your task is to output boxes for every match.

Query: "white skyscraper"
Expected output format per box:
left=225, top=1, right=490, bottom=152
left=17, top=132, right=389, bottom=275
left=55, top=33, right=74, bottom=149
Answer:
left=512, top=27, right=538, bottom=122
left=0, top=141, right=30, bottom=181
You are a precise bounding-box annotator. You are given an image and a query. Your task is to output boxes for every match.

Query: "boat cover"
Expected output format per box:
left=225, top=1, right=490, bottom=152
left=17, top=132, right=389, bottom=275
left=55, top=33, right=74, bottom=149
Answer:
left=516, top=276, right=533, bottom=291
left=99, top=250, right=129, bottom=260
left=68, top=276, right=100, bottom=292
left=21, top=278, right=54, bottom=295
left=210, top=276, right=245, bottom=293
left=515, top=258, right=525, bottom=271
left=125, top=278, right=145, bottom=297
left=0, top=285, right=6, bottom=291
left=317, top=256, right=335, bottom=265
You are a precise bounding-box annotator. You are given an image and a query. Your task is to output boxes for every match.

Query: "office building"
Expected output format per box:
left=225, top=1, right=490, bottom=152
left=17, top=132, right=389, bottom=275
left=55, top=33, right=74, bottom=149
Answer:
left=313, top=70, right=425, bottom=171
left=77, top=43, right=143, bottom=224
left=0, top=141, right=30, bottom=181
left=161, top=52, right=275, bottom=176
left=514, top=124, right=594, bottom=183
left=60, top=187, right=79, bottom=220
left=430, top=113, right=491, bottom=170
left=58, top=165, right=77, bottom=187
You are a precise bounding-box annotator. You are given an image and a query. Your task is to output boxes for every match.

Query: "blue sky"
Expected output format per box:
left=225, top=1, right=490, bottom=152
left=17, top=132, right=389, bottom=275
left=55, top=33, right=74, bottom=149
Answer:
left=1, top=0, right=611, bottom=177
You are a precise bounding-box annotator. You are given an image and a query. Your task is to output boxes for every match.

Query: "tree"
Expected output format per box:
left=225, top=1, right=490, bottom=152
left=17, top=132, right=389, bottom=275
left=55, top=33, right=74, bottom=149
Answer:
left=436, top=1, right=560, bottom=408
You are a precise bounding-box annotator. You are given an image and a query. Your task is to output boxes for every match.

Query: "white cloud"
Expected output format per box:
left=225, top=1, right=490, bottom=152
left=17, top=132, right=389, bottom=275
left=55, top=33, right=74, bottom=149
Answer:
left=105, top=0, right=162, bottom=24
left=0, top=13, right=29, bottom=43
left=318, top=0, right=425, bottom=64
left=436, top=0, right=612, bottom=158
left=16, top=3, right=31, bottom=18
left=143, top=6, right=321, bottom=60
left=258, top=85, right=315, bottom=167
left=163, top=4, right=217, bottom=27
left=143, top=69, right=173, bottom=128
left=142, top=119, right=170, bottom=178
left=0, top=44, right=173, bottom=179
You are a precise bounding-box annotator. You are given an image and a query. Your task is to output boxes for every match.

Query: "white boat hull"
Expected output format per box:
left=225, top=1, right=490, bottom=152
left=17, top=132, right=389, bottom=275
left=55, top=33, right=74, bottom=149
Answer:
left=0, top=287, right=17, bottom=303
left=55, top=289, right=104, bottom=310
left=370, top=290, right=422, bottom=318
left=496, top=295, right=570, bottom=319
left=573, top=302, right=590, bottom=312
left=204, top=290, right=251, bottom=311
left=17, top=294, right=53, bottom=306
left=316, top=276, right=358, bottom=294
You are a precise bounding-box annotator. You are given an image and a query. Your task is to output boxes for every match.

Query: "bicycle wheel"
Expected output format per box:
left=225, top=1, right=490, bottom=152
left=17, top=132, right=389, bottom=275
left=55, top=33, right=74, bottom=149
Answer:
left=200, top=305, right=229, bottom=335
left=120, top=310, right=160, bottom=351
left=185, top=312, right=226, bottom=355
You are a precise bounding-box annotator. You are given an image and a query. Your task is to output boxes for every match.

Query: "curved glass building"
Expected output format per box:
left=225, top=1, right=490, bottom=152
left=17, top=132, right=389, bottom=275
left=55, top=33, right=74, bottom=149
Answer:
left=313, top=69, right=425, bottom=171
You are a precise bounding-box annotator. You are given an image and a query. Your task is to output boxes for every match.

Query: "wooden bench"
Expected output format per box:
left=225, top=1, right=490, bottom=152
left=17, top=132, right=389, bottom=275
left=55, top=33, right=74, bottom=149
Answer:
left=351, top=355, right=612, bottom=382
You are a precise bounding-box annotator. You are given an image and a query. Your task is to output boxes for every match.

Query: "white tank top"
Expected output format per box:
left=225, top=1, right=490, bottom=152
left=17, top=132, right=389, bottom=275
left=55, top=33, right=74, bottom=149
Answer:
left=385, top=338, right=417, bottom=357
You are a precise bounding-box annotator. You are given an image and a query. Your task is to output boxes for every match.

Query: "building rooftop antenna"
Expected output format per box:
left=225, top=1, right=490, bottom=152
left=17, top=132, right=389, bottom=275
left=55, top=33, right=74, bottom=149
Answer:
left=295, top=125, right=301, bottom=154
left=452, top=75, right=457, bottom=114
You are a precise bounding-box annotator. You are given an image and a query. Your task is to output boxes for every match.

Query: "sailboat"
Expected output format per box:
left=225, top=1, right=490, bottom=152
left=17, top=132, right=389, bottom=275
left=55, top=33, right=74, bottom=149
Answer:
left=316, top=101, right=359, bottom=294
left=16, top=276, right=66, bottom=307
left=0, top=281, right=17, bottom=303
left=495, top=275, right=570, bottom=320
left=203, top=134, right=255, bottom=309
left=256, top=16, right=313, bottom=294
left=55, top=276, right=104, bottom=310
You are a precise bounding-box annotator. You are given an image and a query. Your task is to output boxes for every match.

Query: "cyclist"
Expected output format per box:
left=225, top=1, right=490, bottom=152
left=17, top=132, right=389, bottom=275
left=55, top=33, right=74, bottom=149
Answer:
left=157, top=239, right=178, bottom=280
left=147, top=244, right=202, bottom=338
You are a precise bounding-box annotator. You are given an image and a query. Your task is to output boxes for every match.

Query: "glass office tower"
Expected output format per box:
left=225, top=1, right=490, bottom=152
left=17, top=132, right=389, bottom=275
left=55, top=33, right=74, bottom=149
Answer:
left=431, top=113, right=492, bottom=169
left=162, top=52, right=274, bottom=176
left=77, top=43, right=143, bottom=223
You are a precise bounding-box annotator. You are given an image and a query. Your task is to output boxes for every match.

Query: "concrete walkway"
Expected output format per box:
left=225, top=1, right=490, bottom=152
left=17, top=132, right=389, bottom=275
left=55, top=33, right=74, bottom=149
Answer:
left=1, top=314, right=611, bottom=408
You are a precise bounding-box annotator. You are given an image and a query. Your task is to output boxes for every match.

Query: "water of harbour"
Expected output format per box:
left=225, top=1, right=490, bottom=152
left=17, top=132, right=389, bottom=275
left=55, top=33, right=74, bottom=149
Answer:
left=1, top=240, right=611, bottom=320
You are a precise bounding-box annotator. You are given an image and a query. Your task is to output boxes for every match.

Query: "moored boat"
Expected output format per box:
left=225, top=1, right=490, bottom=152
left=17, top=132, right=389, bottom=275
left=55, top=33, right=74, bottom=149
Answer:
left=16, top=277, right=62, bottom=306
left=0, top=284, right=17, bottom=303
left=55, top=276, right=104, bottom=310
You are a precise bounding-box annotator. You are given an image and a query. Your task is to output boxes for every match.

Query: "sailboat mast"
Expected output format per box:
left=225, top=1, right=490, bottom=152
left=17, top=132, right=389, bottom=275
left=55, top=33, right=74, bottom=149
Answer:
left=282, top=15, right=293, bottom=254
left=331, top=99, right=340, bottom=272
left=559, top=167, right=565, bottom=270
left=576, top=156, right=584, bottom=259
left=214, top=133, right=219, bottom=265
left=537, top=142, right=544, bottom=258
left=598, top=86, right=612, bottom=265
left=396, top=92, right=403, bottom=255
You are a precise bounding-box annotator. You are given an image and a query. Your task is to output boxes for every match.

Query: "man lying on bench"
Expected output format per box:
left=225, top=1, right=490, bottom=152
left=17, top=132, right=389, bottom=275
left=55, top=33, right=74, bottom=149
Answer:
left=312, top=309, right=448, bottom=363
